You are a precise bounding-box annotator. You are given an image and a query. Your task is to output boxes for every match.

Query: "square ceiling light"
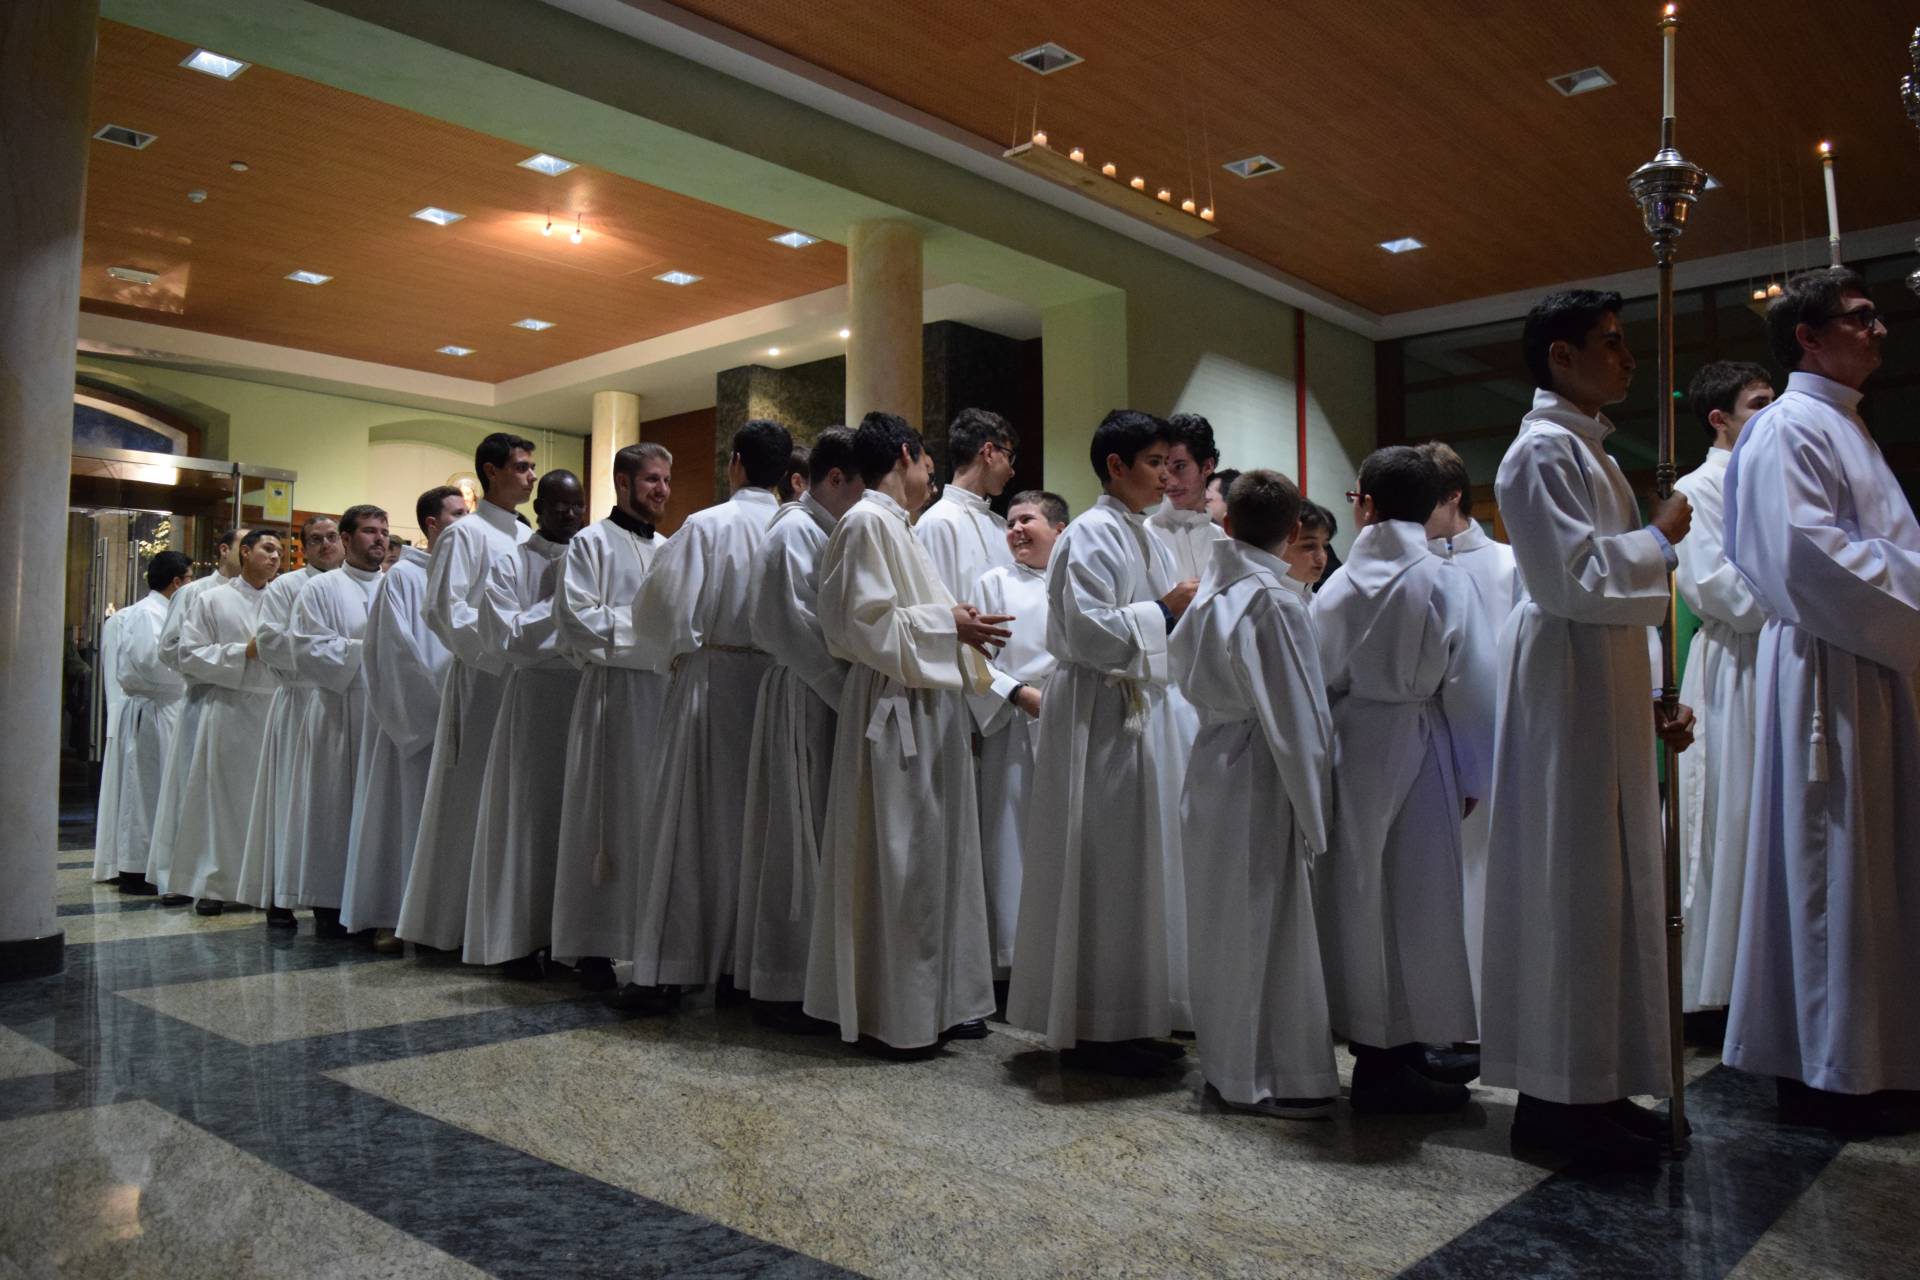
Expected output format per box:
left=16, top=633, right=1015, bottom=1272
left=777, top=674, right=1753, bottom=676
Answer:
left=285, top=269, right=333, bottom=284
left=93, top=124, right=156, bottom=150
left=180, top=49, right=248, bottom=79
left=1223, top=155, right=1284, bottom=179
left=411, top=206, right=465, bottom=226
left=518, top=152, right=577, bottom=176
left=436, top=345, right=475, bottom=357
left=1379, top=237, right=1425, bottom=254
left=1548, top=67, right=1615, bottom=97
left=654, top=270, right=702, bottom=286
left=770, top=231, right=819, bottom=248
left=1011, top=43, right=1082, bottom=75
left=106, top=266, right=160, bottom=286
left=511, top=318, right=554, bottom=330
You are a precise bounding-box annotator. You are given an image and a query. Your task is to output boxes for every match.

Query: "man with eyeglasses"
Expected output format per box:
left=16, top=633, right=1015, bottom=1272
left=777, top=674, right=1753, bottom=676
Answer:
left=1722, top=267, right=1920, bottom=1133
left=915, top=407, right=1019, bottom=602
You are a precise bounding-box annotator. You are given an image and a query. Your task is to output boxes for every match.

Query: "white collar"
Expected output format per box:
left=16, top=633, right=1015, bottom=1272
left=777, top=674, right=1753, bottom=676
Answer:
left=1786, top=370, right=1866, bottom=413
left=525, top=531, right=569, bottom=559
left=1150, top=500, right=1213, bottom=529
left=475, top=499, right=521, bottom=536
left=1013, top=559, right=1047, bottom=580
left=400, top=545, right=430, bottom=570
left=1344, top=520, right=1433, bottom=594
left=938, top=485, right=994, bottom=516
left=344, top=562, right=381, bottom=583
left=1095, top=493, right=1149, bottom=525
left=862, top=489, right=910, bottom=522
left=731, top=488, right=780, bottom=510
left=1527, top=388, right=1617, bottom=443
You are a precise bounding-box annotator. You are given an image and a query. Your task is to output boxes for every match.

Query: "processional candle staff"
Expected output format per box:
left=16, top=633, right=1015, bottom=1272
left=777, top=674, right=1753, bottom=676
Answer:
left=1819, top=141, right=1841, bottom=267
left=1901, top=28, right=1920, bottom=295
left=1626, top=0, right=1707, bottom=1160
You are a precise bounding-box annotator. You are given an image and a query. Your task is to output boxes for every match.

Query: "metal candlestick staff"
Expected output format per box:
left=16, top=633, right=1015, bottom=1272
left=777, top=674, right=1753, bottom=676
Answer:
left=1901, top=27, right=1920, bottom=296
left=1626, top=0, right=1708, bottom=1160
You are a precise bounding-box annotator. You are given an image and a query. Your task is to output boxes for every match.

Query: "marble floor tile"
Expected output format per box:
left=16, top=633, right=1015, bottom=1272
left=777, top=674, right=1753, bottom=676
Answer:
left=0, top=1026, right=76, bottom=1081
left=117, top=958, right=582, bottom=1045
left=1727, top=1139, right=1920, bottom=1279
left=58, top=906, right=264, bottom=947
left=0, top=1100, right=485, bottom=1279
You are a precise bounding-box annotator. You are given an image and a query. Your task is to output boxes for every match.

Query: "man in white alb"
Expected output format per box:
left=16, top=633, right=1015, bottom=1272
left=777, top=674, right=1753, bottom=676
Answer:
left=914, top=407, right=1016, bottom=602
left=101, top=551, right=190, bottom=895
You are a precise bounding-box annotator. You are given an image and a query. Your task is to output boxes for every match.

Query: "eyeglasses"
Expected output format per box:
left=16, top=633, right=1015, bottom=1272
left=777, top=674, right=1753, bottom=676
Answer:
left=1829, top=307, right=1885, bottom=332
left=1345, top=490, right=1362, bottom=503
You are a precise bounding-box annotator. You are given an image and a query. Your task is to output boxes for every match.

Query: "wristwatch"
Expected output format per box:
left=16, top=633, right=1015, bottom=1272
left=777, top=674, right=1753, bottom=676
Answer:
left=1006, top=682, right=1030, bottom=705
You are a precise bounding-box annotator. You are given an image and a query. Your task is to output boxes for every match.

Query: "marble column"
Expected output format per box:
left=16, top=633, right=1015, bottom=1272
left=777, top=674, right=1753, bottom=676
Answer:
left=0, top=0, right=96, bottom=979
left=845, top=219, right=923, bottom=429
left=588, top=390, right=641, bottom=521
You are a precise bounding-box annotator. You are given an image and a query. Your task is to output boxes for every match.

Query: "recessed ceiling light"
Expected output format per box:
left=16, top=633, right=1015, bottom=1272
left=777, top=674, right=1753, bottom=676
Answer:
left=1379, top=237, right=1425, bottom=254
left=1548, top=66, right=1615, bottom=97
left=1011, top=43, right=1082, bottom=75
left=838, top=328, right=851, bottom=340
left=518, top=152, right=577, bottom=176
left=93, top=124, right=156, bottom=150
left=180, top=49, right=248, bottom=79
left=436, top=345, right=475, bottom=357
left=511, top=318, right=554, bottom=330
left=1223, top=155, right=1284, bottom=179
left=106, top=266, right=160, bottom=286
left=285, top=269, right=332, bottom=285
left=767, top=347, right=782, bottom=357
left=411, top=206, right=465, bottom=226
left=654, top=270, right=702, bottom=286
left=770, top=231, right=820, bottom=248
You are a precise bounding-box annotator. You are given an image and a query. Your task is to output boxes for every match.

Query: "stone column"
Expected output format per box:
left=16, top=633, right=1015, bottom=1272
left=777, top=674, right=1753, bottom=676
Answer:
left=845, top=219, right=923, bottom=429
left=587, top=390, right=641, bottom=521
left=0, top=0, right=97, bottom=980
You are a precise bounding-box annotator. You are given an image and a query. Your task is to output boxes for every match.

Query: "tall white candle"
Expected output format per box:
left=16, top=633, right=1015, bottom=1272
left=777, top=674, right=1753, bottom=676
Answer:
left=1661, top=6, right=1677, bottom=120
left=1820, top=142, right=1841, bottom=265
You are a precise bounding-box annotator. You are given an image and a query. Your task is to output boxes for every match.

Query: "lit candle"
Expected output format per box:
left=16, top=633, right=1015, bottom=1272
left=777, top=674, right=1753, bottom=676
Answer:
left=1032, top=129, right=1048, bottom=147
left=1156, top=187, right=1171, bottom=202
left=1101, top=162, right=1117, bottom=178
left=1199, top=207, right=1215, bottom=222
left=1181, top=198, right=1196, bottom=214
left=1751, top=288, right=1766, bottom=301
left=1661, top=5, right=1677, bottom=120
left=1129, top=176, right=1145, bottom=190
left=1819, top=140, right=1841, bottom=266
left=1069, top=146, right=1084, bottom=163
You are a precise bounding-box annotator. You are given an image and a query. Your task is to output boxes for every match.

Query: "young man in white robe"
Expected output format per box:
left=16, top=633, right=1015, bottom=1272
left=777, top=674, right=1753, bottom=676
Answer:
left=1312, top=446, right=1495, bottom=1113
left=281, top=504, right=390, bottom=936
left=1673, top=361, right=1773, bottom=1027
left=147, top=529, right=241, bottom=904
left=736, top=428, right=863, bottom=1029
left=1416, top=440, right=1523, bottom=1014
left=802, top=412, right=1008, bottom=1052
left=397, top=432, right=536, bottom=952
left=92, top=602, right=130, bottom=884
left=465, top=470, right=587, bottom=975
left=102, top=551, right=190, bottom=895
left=341, top=486, right=467, bottom=951
left=1007, top=410, right=1197, bottom=1076
left=166, top=531, right=284, bottom=913
left=967, top=490, right=1063, bottom=979
left=1724, top=268, right=1920, bottom=1130
left=1203, top=468, right=1239, bottom=529
left=913, top=407, right=1016, bottom=602
left=1485, top=290, right=1697, bottom=1168
left=235, top=516, right=343, bottom=923
left=551, top=445, right=670, bottom=989
left=1176, top=469, right=1336, bottom=1119
left=1281, top=503, right=1334, bottom=591
left=614, top=421, right=789, bottom=1012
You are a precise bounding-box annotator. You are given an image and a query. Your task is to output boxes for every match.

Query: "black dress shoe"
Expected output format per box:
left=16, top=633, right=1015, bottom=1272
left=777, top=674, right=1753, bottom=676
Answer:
left=859, top=1036, right=943, bottom=1062
left=498, top=952, right=547, bottom=981
left=266, top=907, right=298, bottom=929
left=1059, top=1041, right=1179, bottom=1078
left=1349, top=1053, right=1470, bottom=1115
left=1416, top=1044, right=1482, bottom=1085
left=117, top=873, right=159, bottom=896
left=1511, top=1094, right=1660, bottom=1168
left=1126, top=1037, right=1188, bottom=1060
left=1609, top=1098, right=1691, bottom=1143
left=609, top=983, right=681, bottom=1015
left=160, top=894, right=192, bottom=907
left=941, top=1019, right=991, bottom=1041
left=194, top=898, right=224, bottom=916
left=574, top=956, right=617, bottom=992
left=311, top=908, right=349, bottom=940
left=750, top=1000, right=838, bottom=1036
left=714, top=973, right=748, bottom=1008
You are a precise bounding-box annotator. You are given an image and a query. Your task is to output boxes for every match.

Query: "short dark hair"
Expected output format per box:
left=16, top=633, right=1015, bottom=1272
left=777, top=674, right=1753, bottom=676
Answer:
left=1209, top=467, right=1240, bottom=493
left=947, top=408, right=1018, bottom=469
left=1008, top=489, right=1069, bottom=527
left=415, top=485, right=462, bottom=530
left=216, top=527, right=239, bottom=552
left=300, top=514, right=337, bottom=547
left=147, top=550, right=192, bottom=592
left=339, top=503, right=387, bottom=536
left=1686, top=361, right=1774, bottom=438
left=1295, top=500, right=1336, bottom=537
left=1226, top=469, right=1301, bottom=552
left=780, top=445, right=810, bottom=501
left=733, top=419, right=795, bottom=489
left=1416, top=441, right=1474, bottom=519
left=808, top=427, right=857, bottom=484
left=240, top=528, right=278, bottom=552
left=614, top=442, right=672, bottom=482
left=1088, top=409, right=1172, bottom=485
left=1522, top=290, right=1625, bottom=393
left=852, top=412, right=923, bottom=486
left=1358, top=445, right=1441, bottom=524
left=1767, top=267, right=1868, bottom=370
left=1166, top=413, right=1220, bottom=468
left=475, top=432, right=535, bottom=494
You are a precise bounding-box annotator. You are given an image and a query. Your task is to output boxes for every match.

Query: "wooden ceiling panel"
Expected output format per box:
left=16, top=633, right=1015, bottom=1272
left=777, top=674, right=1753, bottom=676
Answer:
left=83, top=22, right=846, bottom=382
left=668, top=0, right=1920, bottom=314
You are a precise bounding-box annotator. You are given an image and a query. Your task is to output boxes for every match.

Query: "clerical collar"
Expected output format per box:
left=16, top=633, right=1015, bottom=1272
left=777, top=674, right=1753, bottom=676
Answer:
left=1150, top=500, right=1211, bottom=528
left=1786, top=370, right=1866, bottom=413
left=474, top=498, right=521, bottom=536
left=939, top=485, right=992, bottom=515
left=607, top=505, right=656, bottom=540
left=1527, top=388, right=1616, bottom=443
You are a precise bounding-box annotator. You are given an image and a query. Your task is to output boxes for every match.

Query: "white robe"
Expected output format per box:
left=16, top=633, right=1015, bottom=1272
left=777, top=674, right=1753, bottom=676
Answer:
left=802, top=489, right=996, bottom=1047
left=1483, top=390, right=1674, bottom=1103
left=1312, top=520, right=1493, bottom=1049
left=92, top=606, right=131, bottom=880
left=550, top=516, right=664, bottom=964
left=168, top=576, right=276, bottom=902
left=1175, top=538, right=1336, bottom=1104
left=397, top=500, right=529, bottom=949
left=464, top=532, right=580, bottom=965
left=340, top=548, right=445, bottom=933
left=144, top=571, right=232, bottom=890
left=1427, top=521, right=1523, bottom=1012
left=232, top=566, right=321, bottom=908
left=101, top=592, right=182, bottom=876
left=625, top=489, right=781, bottom=987
left=737, top=495, right=844, bottom=1000
left=1146, top=501, right=1226, bottom=583
left=914, top=484, right=1011, bottom=603
left=281, top=563, right=382, bottom=910
left=1007, top=494, right=1177, bottom=1046
left=965, top=560, right=1055, bottom=970
left=1673, top=447, right=1766, bottom=1012
left=1723, top=371, right=1920, bottom=1093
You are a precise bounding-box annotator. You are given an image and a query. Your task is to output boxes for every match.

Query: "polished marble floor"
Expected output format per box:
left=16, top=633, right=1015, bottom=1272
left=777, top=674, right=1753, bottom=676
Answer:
left=3, top=826, right=1914, bottom=1279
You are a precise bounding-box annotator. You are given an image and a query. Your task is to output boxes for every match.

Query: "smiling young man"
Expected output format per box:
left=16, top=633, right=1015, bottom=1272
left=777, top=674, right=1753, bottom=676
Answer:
left=914, top=407, right=1018, bottom=601
left=1723, top=269, right=1920, bottom=1131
